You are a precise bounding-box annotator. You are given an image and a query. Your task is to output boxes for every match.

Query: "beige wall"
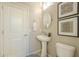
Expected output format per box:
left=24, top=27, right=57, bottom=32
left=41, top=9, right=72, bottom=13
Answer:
left=44, top=3, right=79, bottom=57
left=28, top=3, right=42, bottom=54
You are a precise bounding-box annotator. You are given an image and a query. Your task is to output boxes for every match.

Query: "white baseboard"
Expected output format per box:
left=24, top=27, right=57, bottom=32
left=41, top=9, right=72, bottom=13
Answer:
left=30, top=49, right=41, bottom=55
left=26, top=50, right=53, bottom=57
left=26, top=49, right=41, bottom=57
left=48, top=54, right=52, bottom=57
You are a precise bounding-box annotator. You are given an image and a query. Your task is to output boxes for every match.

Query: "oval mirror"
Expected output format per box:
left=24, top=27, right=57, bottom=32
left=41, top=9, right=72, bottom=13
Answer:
left=43, top=13, right=52, bottom=29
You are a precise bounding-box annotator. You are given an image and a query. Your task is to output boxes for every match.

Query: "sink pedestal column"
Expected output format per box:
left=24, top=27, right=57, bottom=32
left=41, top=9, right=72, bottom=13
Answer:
left=41, top=42, right=47, bottom=57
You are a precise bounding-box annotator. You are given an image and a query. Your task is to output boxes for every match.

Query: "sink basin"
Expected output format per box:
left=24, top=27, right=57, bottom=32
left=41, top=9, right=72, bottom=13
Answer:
left=37, top=35, right=51, bottom=42
left=37, top=34, right=51, bottom=57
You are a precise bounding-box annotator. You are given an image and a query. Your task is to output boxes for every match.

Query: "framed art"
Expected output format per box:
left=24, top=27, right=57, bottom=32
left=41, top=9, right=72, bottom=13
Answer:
left=58, top=2, right=79, bottom=18
left=58, top=16, right=79, bottom=37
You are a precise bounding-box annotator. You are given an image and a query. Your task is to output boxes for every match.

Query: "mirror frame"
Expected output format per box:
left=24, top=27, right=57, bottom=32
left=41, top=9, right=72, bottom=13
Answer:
left=43, top=12, right=52, bottom=29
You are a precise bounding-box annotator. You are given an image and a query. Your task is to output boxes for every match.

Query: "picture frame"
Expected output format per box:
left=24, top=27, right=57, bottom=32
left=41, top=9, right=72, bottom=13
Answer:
left=58, top=2, right=79, bottom=18
left=58, top=16, right=79, bottom=37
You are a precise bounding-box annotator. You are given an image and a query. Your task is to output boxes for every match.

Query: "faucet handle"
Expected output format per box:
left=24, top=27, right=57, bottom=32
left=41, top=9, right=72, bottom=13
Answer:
left=48, top=33, right=51, bottom=37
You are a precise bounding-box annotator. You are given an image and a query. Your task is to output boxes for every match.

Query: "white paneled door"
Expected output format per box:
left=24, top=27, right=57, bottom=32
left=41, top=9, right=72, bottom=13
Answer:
left=0, top=3, right=30, bottom=57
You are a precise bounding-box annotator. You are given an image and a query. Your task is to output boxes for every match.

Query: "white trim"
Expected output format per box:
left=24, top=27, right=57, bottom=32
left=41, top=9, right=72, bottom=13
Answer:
left=48, top=54, right=53, bottom=57
left=26, top=49, right=41, bottom=57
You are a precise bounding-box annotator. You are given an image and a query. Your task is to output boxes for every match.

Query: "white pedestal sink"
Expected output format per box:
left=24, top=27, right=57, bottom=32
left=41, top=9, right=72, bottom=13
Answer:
left=37, top=35, right=51, bottom=57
